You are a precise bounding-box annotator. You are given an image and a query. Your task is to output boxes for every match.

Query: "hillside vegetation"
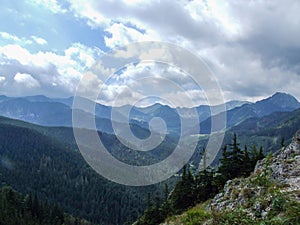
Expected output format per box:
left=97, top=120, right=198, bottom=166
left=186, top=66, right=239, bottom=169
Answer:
left=0, top=118, right=161, bottom=224
left=159, top=130, right=300, bottom=224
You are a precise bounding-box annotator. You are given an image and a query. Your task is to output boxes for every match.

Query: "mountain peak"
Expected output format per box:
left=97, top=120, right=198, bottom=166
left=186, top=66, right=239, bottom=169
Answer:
left=253, top=92, right=300, bottom=117
left=272, top=91, right=295, bottom=99
left=272, top=92, right=299, bottom=105
left=0, top=95, right=8, bottom=101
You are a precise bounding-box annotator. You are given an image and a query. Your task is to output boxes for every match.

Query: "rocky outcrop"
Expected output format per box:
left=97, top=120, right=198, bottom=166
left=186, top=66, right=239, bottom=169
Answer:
left=255, top=129, right=300, bottom=196
left=209, top=129, right=300, bottom=217
left=159, top=130, right=300, bottom=225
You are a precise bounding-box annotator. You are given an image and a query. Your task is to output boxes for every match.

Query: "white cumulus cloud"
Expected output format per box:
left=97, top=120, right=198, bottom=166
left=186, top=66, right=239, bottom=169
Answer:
left=14, top=73, right=40, bottom=88
left=0, top=43, right=102, bottom=97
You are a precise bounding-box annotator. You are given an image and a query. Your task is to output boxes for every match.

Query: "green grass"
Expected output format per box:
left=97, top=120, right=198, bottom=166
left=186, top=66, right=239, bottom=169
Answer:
left=181, top=207, right=211, bottom=225
left=164, top=168, right=300, bottom=225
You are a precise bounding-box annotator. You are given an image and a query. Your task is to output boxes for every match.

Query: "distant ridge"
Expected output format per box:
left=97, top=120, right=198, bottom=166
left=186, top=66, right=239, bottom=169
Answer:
left=199, top=92, right=300, bottom=134
left=0, top=92, right=299, bottom=136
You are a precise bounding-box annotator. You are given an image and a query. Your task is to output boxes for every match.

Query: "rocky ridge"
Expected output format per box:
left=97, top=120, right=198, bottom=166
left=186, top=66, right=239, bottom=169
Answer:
left=209, top=129, right=300, bottom=218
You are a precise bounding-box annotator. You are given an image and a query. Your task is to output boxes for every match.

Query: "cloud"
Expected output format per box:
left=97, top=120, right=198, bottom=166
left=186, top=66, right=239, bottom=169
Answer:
left=0, top=32, right=23, bottom=42
left=0, top=32, right=48, bottom=46
left=65, top=0, right=300, bottom=102
left=0, top=76, right=5, bottom=83
left=201, top=45, right=300, bottom=102
left=14, top=72, right=40, bottom=88
left=2, top=0, right=300, bottom=105
left=66, top=0, right=247, bottom=49
left=27, top=0, right=67, bottom=14
left=104, top=23, right=154, bottom=49
left=92, top=60, right=207, bottom=107
left=0, top=44, right=33, bottom=65
left=65, top=43, right=101, bottom=68
left=31, top=35, right=47, bottom=45
left=0, top=43, right=102, bottom=97
left=66, top=0, right=230, bottom=47
left=0, top=32, right=33, bottom=45
left=225, top=0, right=300, bottom=74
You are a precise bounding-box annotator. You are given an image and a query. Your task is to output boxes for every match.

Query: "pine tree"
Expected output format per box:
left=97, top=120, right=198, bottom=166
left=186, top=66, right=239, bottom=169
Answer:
left=258, top=147, right=265, bottom=161
left=242, top=145, right=252, bottom=176
left=230, top=133, right=244, bottom=177
left=218, top=145, right=229, bottom=180
left=195, top=168, right=218, bottom=202
left=250, top=145, right=258, bottom=168
left=218, top=133, right=246, bottom=180
left=170, top=165, right=195, bottom=212
left=161, top=183, right=171, bottom=218
left=32, top=193, right=40, bottom=219
left=281, top=137, right=285, bottom=147
left=163, top=183, right=169, bottom=202
left=146, top=192, right=152, bottom=209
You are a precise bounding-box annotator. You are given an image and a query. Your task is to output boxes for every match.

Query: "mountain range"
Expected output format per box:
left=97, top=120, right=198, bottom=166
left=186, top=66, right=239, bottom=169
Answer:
left=199, top=92, right=300, bottom=134
left=0, top=92, right=299, bottom=136
left=0, top=92, right=300, bottom=224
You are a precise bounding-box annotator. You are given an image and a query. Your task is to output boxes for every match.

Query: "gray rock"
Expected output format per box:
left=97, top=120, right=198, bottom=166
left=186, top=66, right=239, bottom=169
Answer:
left=209, top=129, right=300, bottom=216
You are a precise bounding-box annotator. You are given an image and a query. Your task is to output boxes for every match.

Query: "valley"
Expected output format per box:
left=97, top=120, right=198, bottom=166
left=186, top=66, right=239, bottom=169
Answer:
left=0, top=92, right=300, bottom=224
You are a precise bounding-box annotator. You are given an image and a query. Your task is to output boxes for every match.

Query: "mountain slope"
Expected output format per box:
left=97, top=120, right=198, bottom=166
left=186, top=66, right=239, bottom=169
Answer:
left=0, top=117, right=160, bottom=224
left=0, top=186, right=90, bottom=225
left=227, top=108, right=300, bottom=153
left=0, top=97, right=150, bottom=136
left=0, top=98, right=72, bottom=126
left=184, top=108, right=300, bottom=169
left=200, top=92, right=300, bottom=134
left=0, top=92, right=298, bottom=137
left=161, top=130, right=300, bottom=225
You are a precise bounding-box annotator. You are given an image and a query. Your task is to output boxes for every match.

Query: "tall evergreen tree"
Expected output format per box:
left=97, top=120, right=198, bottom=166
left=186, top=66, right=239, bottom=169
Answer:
left=242, top=145, right=253, bottom=176
left=219, top=133, right=245, bottom=179
left=170, top=165, right=195, bottom=212
left=163, top=183, right=169, bottom=202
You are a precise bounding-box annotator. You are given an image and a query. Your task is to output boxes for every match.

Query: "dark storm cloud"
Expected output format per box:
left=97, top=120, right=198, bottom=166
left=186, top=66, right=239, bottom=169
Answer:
left=228, top=0, right=300, bottom=74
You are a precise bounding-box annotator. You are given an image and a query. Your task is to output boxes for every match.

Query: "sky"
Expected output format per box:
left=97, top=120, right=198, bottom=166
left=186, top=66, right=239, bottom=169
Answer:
left=0, top=0, right=300, bottom=107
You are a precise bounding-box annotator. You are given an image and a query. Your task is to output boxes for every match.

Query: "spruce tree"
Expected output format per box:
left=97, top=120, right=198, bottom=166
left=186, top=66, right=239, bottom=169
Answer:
left=170, top=165, right=195, bottom=212
left=219, top=133, right=245, bottom=180
left=242, top=145, right=252, bottom=176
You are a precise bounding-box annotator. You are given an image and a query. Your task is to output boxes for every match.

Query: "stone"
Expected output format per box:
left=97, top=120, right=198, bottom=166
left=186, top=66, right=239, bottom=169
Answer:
left=208, top=129, right=300, bottom=217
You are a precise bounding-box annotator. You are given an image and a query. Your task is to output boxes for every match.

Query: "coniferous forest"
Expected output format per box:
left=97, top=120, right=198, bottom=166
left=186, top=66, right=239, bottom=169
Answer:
left=0, top=121, right=161, bottom=224
left=0, top=185, right=90, bottom=225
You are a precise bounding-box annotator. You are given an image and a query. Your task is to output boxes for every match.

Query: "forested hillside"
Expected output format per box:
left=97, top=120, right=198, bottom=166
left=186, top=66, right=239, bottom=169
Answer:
left=136, top=133, right=265, bottom=224
left=136, top=130, right=300, bottom=225
left=0, top=186, right=93, bottom=225
left=0, top=119, right=163, bottom=224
